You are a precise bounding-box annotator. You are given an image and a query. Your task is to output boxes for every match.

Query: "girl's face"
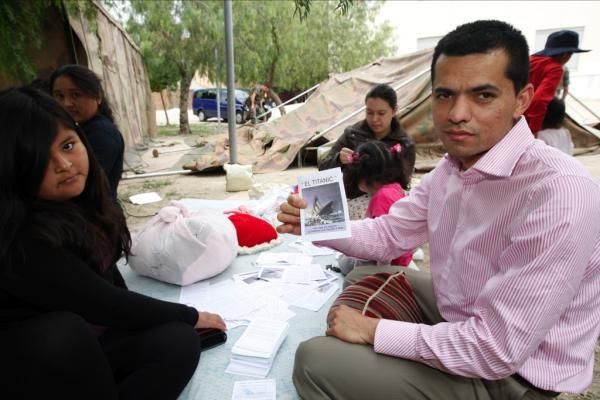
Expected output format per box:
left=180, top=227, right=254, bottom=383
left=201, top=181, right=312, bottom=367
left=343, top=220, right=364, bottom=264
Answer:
left=38, top=124, right=89, bottom=202
left=52, top=76, right=100, bottom=123
left=365, top=97, right=396, bottom=138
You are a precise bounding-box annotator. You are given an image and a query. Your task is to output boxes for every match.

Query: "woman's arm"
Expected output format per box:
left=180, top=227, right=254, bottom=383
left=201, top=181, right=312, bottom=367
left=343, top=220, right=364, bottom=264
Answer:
left=1, top=241, right=199, bottom=330
left=319, top=129, right=352, bottom=171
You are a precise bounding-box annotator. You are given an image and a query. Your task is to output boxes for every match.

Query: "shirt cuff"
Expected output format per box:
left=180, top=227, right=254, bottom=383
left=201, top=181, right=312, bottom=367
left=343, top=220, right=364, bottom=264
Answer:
left=374, top=319, right=420, bottom=359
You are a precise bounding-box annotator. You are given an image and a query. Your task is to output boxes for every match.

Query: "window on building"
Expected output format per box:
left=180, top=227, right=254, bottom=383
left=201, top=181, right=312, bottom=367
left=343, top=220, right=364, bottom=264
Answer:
left=417, top=36, right=443, bottom=51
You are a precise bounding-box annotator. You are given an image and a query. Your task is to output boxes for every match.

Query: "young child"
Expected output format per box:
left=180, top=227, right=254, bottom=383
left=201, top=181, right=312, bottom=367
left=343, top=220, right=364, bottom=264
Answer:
left=537, top=97, right=574, bottom=155
left=339, top=141, right=414, bottom=273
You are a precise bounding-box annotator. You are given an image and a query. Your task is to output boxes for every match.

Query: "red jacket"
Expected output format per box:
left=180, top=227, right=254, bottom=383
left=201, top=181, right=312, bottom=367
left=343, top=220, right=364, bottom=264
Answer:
left=524, top=55, right=564, bottom=134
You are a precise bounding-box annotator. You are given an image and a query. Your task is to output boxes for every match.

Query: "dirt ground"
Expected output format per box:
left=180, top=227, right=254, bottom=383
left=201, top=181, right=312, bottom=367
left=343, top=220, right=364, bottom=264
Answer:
left=118, top=133, right=600, bottom=399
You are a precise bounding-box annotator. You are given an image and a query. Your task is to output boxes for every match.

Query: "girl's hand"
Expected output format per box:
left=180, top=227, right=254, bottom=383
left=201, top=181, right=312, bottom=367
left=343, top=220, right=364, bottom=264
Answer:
left=195, top=311, right=226, bottom=331
left=339, top=147, right=354, bottom=164
left=276, top=194, right=307, bottom=235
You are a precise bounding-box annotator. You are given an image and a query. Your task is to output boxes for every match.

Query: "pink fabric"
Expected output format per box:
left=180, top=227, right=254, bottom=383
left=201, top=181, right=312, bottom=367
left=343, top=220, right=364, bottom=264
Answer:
left=365, top=183, right=413, bottom=266
left=319, top=117, right=600, bottom=393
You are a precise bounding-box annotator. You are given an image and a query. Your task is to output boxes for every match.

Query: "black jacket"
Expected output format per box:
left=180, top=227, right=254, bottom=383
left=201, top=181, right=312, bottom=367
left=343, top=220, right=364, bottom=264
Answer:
left=81, top=115, right=124, bottom=200
left=0, top=239, right=197, bottom=329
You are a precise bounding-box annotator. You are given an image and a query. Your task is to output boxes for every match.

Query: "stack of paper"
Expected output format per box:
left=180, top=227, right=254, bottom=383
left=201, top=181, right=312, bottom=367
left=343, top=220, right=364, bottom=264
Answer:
left=225, top=319, right=289, bottom=378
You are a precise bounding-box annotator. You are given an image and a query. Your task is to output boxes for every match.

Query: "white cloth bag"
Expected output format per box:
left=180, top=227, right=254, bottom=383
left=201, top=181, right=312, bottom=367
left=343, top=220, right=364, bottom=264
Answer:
left=129, top=201, right=238, bottom=285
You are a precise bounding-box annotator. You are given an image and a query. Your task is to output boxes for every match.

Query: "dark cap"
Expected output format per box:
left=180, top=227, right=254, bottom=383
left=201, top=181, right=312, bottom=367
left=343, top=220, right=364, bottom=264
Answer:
left=533, top=30, right=591, bottom=57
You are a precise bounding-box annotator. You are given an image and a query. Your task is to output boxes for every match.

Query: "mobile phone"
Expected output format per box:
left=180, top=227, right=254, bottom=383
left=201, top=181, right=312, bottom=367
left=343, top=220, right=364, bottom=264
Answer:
left=196, top=328, right=227, bottom=351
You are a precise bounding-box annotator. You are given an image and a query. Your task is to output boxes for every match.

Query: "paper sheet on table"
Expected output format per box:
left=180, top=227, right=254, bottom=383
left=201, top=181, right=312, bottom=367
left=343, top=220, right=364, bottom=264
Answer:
left=129, top=192, right=162, bottom=205
left=254, top=252, right=312, bottom=266
left=180, top=280, right=265, bottom=322
left=232, top=379, right=276, bottom=400
left=234, top=271, right=270, bottom=286
left=257, top=266, right=286, bottom=281
left=289, top=239, right=336, bottom=256
left=283, top=264, right=327, bottom=284
left=293, top=279, right=340, bottom=312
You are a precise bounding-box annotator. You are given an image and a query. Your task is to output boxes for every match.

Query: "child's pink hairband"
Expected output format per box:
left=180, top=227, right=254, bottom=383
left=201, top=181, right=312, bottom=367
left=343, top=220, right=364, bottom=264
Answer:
left=390, top=143, right=402, bottom=153
left=350, top=152, right=361, bottom=162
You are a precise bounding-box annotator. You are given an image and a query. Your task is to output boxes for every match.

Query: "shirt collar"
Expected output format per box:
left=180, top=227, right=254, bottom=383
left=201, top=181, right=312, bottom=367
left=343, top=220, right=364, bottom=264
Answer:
left=447, top=116, right=535, bottom=177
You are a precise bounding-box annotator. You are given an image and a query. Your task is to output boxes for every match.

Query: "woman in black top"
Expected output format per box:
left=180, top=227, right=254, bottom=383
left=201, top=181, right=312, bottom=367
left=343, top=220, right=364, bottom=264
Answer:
left=0, top=87, right=225, bottom=399
left=50, top=65, right=124, bottom=200
left=319, top=84, right=416, bottom=200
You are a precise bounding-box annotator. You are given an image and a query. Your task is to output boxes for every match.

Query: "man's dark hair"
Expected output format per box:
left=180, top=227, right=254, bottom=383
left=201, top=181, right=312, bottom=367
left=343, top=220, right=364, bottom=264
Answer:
left=431, top=20, right=530, bottom=93
left=542, top=97, right=566, bottom=129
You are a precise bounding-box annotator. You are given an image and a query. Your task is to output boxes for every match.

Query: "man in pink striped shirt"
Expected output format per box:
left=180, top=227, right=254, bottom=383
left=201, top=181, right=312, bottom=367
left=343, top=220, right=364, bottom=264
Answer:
left=278, top=20, right=600, bottom=399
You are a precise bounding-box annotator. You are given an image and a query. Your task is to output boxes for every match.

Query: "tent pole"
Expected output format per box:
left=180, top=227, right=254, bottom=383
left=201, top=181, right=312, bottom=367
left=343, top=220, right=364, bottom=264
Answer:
left=568, top=92, right=600, bottom=121
left=254, top=83, right=320, bottom=120
left=122, top=170, right=194, bottom=180
left=305, top=68, right=431, bottom=144
left=224, top=0, right=237, bottom=164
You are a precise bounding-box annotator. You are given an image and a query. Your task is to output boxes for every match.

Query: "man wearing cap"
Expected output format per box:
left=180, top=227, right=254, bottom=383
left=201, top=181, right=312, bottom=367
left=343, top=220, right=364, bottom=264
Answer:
left=525, top=30, right=590, bottom=135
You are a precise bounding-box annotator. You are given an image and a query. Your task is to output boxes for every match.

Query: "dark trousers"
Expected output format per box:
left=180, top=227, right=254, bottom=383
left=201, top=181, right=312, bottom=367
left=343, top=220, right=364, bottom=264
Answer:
left=0, top=312, right=201, bottom=400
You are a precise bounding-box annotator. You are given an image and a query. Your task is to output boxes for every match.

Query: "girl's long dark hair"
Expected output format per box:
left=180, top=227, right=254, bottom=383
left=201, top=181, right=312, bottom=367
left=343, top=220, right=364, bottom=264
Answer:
left=0, top=87, right=130, bottom=273
left=345, top=141, right=411, bottom=192
left=49, top=64, right=115, bottom=122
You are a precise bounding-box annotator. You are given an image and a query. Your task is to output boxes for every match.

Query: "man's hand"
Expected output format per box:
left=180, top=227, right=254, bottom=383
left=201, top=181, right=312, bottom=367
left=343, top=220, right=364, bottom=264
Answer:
left=276, top=194, right=307, bottom=235
left=195, top=311, right=227, bottom=331
left=339, top=147, right=354, bottom=165
left=326, top=305, right=379, bottom=345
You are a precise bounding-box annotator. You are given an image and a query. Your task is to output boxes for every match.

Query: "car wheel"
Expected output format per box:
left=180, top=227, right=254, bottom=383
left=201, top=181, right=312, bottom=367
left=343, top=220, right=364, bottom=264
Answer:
left=198, top=110, right=206, bottom=121
left=235, top=111, right=243, bottom=124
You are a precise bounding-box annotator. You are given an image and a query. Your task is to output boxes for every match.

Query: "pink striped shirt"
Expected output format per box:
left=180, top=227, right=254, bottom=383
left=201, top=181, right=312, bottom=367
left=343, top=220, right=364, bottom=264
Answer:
left=321, top=117, right=600, bottom=393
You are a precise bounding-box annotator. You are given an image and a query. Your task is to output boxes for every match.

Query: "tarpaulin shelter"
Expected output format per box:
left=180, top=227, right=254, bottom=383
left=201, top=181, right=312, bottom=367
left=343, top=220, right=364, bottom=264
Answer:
left=0, top=1, right=155, bottom=170
left=183, top=48, right=599, bottom=173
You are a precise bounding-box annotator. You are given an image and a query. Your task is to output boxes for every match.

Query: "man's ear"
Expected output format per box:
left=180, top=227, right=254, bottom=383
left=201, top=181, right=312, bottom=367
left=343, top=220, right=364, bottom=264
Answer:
left=514, top=83, right=533, bottom=119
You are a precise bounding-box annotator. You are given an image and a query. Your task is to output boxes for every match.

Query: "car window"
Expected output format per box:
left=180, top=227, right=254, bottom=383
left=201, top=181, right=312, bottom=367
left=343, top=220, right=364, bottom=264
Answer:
left=202, top=90, right=216, bottom=100
left=194, top=90, right=204, bottom=99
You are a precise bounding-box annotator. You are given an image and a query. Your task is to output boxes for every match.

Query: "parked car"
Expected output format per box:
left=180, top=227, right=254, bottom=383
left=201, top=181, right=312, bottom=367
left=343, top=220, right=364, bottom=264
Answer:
left=192, top=88, right=249, bottom=124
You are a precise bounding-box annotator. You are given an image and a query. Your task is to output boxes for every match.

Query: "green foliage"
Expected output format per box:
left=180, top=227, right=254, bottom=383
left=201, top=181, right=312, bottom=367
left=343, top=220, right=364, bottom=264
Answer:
left=293, top=0, right=353, bottom=22
left=0, top=0, right=56, bottom=82
left=0, top=0, right=103, bottom=83
left=233, top=0, right=393, bottom=91
left=127, top=1, right=223, bottom=80
left=127, top=0, right=224, bottom=133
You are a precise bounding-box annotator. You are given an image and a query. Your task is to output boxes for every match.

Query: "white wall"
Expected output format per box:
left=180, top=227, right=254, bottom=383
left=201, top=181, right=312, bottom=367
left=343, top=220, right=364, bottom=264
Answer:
left=378, top=1, right=600, bottom=100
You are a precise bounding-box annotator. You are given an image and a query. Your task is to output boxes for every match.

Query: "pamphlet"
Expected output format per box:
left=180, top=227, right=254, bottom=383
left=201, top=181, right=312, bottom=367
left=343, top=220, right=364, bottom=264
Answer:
left=298, top=168, right=350, bottom=241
